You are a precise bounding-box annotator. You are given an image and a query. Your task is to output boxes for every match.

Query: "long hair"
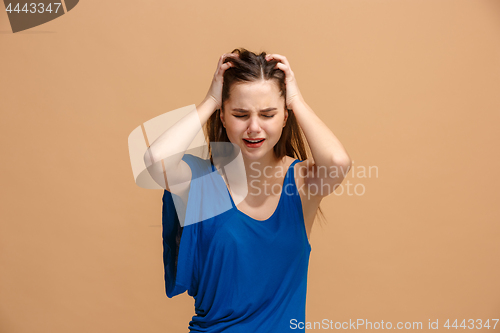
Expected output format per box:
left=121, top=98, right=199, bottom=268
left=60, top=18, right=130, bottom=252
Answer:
left=204, top=47, right=326, bottom=226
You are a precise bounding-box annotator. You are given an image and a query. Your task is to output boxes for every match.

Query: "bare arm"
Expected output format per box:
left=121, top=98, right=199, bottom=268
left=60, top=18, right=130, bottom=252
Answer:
left=143, top=97, right=217, bottom=191
left=292, top=98, right=351, bottom=168
left=266, top=53, right=351, bottom=198
left=146, top=98, right=217, bottom=167
left=143, top=52, right=238, bottom=192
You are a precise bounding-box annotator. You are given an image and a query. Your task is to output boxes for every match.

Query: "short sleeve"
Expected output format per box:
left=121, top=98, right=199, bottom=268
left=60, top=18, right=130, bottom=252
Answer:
left=161, top=153, right=232, bottom=298
left=162, top=189, right=190, bottom=298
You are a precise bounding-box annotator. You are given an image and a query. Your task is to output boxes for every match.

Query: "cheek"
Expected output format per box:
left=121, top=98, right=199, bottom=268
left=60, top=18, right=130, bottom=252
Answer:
left=268, top=120, right=283, bottom=134
left=225, top=122, right=241, bottom=140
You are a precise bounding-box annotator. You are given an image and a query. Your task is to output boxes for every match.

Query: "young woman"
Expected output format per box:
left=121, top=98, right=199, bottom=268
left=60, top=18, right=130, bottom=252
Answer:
left=145, top=48, right=351, bottom=332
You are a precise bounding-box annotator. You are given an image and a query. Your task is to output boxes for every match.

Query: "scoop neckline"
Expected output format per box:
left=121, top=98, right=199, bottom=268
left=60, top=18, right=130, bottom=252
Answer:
left=223, top=159, right=298, bottom=223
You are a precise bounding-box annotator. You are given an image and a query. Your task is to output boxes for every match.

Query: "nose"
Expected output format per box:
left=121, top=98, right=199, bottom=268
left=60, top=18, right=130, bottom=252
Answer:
left=247, top=115, right=262, bottom=134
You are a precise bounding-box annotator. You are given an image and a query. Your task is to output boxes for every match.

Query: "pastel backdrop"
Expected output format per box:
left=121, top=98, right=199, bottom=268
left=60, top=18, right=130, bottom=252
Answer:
left=1, top=0, right=499, bottom=332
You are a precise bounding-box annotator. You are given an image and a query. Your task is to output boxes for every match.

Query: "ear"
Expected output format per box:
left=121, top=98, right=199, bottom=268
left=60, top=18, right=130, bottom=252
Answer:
left=220, top=109, right=226, bottom=128
left=283, top=108, right=288, bottom=128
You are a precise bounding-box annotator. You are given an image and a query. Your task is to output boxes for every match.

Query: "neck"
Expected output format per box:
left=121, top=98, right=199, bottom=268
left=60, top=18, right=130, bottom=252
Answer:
left=242, top=151, right=285, bottom=182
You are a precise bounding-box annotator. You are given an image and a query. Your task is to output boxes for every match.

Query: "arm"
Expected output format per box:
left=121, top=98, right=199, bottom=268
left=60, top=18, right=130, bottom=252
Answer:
left=291, top=98, right=352, bottom=197
left=266, top=53, right=351, bottom=198
left=292, top=98, right=351, bottom=168
left=144, top=52, right=238, bottom=191
left=143, top=97, right=217, bottom=191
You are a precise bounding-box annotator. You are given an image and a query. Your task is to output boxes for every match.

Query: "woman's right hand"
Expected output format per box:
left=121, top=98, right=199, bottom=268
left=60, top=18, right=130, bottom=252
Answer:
left=204, top=52, right=239, bottom=110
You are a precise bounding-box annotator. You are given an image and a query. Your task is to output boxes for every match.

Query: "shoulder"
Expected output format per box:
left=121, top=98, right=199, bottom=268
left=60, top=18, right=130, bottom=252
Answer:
left=182, top=154, right=213, bottom=177
left=290, top=157, right=322, bottom=237
left=293, top=157, right=349, bottom=200
left=292, top=158, right=325, bottom=204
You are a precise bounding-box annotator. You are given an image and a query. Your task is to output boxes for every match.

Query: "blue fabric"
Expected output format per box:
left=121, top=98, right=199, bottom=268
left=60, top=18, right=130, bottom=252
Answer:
left=162, top=154, right=311, bottom=332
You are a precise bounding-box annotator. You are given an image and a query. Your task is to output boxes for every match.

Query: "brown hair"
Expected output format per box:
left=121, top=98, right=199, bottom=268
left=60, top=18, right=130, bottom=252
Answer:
left=204, top=47, right=326, bottom=226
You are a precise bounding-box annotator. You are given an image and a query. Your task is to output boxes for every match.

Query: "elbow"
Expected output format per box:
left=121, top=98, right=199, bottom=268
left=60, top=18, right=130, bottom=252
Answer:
left=343, top=157, right=352, bottom=170
left=143, top=146, right=157, bottom=167
left=333, top=154, right=351, bottom=173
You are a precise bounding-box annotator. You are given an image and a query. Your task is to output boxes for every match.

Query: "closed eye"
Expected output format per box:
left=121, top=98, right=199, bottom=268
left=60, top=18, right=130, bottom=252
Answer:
left=233, top=115, right=275, bottom=118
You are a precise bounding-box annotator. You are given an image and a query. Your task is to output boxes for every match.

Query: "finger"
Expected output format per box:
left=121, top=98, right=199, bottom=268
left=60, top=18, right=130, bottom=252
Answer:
left=221, top=53, right=238, bottom=67
left=216, top=54, right=235, bottom=73
left=216, top=62, right=232, bottom=76
left=265, top=54, right=276, bottom=63
left=216, top=54, right=227, bottom=70
left=221, top=62, right=233, bottom=71
left=219, top=61, right=235, bottom=77
left=268, top=53, right=285, bottom=60
left=274, top=62, right=292, bottom=76
left=220, top=53, right=230, bottom=64
left=266, top=54, right=289, bottom=67
left=218, top=53, right=235, bottom=66
left=225, top=52, right=239, bottom=59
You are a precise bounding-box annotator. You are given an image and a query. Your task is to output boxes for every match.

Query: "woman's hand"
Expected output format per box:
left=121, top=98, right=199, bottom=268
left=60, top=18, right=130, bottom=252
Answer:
left=204, top=52, right=239, bottom=110
left=265, top=53, right=304, bottom=110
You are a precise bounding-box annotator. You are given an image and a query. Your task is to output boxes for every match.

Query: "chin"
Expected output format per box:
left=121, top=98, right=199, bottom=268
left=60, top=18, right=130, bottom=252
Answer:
left=241, top=145, right=277, bottom=161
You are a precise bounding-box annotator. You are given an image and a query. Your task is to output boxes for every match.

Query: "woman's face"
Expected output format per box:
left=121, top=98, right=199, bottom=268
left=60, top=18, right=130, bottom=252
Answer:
left=221, top=80, right=288, bottom=161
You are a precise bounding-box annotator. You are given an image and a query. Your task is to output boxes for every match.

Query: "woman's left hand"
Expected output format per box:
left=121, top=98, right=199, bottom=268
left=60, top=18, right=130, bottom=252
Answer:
left=265, top=53, right=304, bottom=110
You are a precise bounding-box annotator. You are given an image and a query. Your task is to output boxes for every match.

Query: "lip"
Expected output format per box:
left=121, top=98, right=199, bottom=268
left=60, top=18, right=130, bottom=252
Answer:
left=243, top=138, right=265, bottom=148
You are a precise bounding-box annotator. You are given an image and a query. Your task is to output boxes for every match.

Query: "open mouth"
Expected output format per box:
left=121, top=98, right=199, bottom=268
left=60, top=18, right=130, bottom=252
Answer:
left=243, top=139, right=265, bottom=143
left=243, top=138, right=265, bottom=148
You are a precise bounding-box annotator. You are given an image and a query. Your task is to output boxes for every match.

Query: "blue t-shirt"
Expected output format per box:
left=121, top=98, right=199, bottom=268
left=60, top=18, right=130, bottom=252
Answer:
left=162, top=154, right=311, bottom=332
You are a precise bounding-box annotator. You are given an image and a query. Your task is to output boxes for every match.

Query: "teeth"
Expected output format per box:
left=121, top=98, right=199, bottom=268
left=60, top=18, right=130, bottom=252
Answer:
left=246, top=139, right=263, bottom=143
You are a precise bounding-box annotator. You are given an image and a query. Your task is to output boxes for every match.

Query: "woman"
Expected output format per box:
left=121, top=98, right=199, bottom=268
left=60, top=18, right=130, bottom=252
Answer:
left=146, top=48, right=351, bottom=332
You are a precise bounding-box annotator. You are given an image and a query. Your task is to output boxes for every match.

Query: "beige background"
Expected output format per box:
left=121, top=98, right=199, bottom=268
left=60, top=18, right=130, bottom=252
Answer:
left=1, top=0, right=499, bottom=332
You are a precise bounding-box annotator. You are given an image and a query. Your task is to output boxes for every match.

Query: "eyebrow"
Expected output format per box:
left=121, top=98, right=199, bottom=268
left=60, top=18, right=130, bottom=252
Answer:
left=232, top=108, right=278, bottom=113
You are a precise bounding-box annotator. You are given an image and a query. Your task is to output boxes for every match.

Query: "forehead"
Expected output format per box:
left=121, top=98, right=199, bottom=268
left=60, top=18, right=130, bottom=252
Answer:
left=227, top=80, right=283, bottom=108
